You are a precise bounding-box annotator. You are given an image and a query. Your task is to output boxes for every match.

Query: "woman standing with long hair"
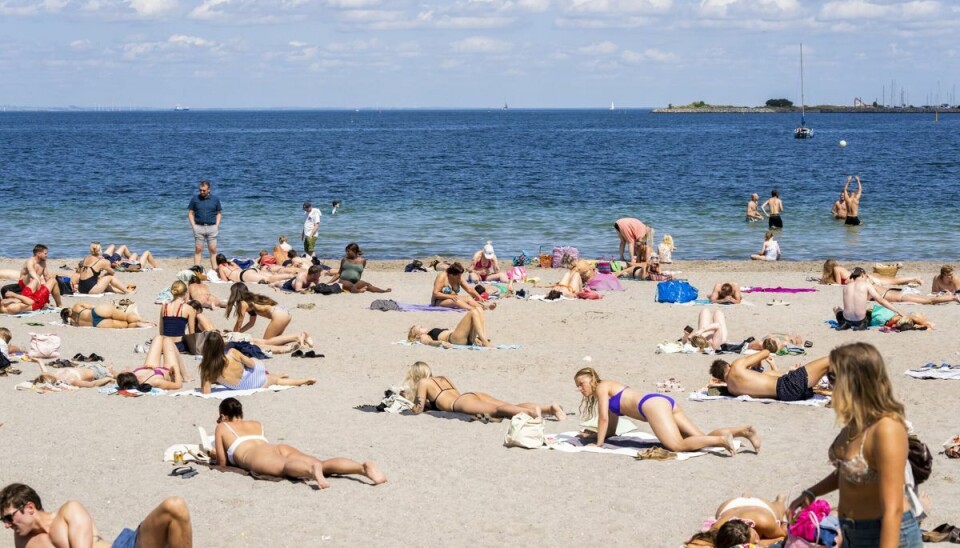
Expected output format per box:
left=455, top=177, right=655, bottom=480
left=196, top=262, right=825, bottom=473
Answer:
left=788, top=342, right=922, bottom=547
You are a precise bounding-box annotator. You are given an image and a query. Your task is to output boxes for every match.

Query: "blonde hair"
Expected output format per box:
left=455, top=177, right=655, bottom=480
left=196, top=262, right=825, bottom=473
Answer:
left=690, top=335, right=709, bottom=352
left=662, top=234, right=675, bottom=250
left=278, top=235, right=288, bottom=244
left=821, top=259, right=839, bottom=284
left=402, top=361, right=433, bottom=400
left=764, top=231, right=774, bottom=241
left=574, top=367, right=601, bottom=420
left=406, top=326, right=420, bottom=342
left=170, top=280, right=187, bottom=298
left=89, top=242, right=102, bottom=256
left=829, top=342, right=905, bottom=435
left=33, top=374, right=57, bottom=385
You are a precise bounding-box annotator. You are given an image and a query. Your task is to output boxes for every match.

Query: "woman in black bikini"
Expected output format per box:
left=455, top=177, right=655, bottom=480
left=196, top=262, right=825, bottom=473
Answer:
left=403, top=362, right=565, bottom=421
left=76, top=242, right=131, bottom=295
left=215, top=254, right=290, bottom=285
left=406, top=307, right=493, bottom=348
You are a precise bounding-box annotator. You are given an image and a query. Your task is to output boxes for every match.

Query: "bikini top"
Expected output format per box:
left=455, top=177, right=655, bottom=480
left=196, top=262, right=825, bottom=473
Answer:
left=428, top=377, right=455, bottom=409
left=829, top=426, right=879, bottom=485
left=222, top=422, right=268, bottom=466
left=161, top=303, right=188, bottom=337
left=608, top=387, right=627, bottom=416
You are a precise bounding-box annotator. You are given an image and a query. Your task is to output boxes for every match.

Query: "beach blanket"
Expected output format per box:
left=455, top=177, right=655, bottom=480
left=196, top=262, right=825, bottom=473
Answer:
left=904, top=364, right=960, bottom=380
left=64, top=293, right=105, bottom=298
left=169, top=385, right=296, bottom=399
left=394, top=341, right=520, bottom=350
left=398, top=303, right=465, bottom=312
left=742, top=287, right=817, bottom=294
left=0, top=308, right=58, bottom=319
left=688, top=388, right=831, bottom=407
left=205, top=270, right=231, bottom=284
left=529, top=294, right=575, bottom=302
left=47, top=320, right=152, bottom=330
left=98, top=385, right=166, bottom=396
left=545, top=431, right=740, bottom=459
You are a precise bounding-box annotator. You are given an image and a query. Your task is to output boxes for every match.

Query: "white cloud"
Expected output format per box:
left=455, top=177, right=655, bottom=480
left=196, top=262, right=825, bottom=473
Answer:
left=188, top=0, right=228, bottom=20
left=326, top=0, right=379, bottom=8
left=168, top=34, right=213, bottom=47
left=128, top=0, right=177, bottom=16
left=621, top=47, right=676, bottom=63
left=70, top=39, right=92, bottom=50
left=819, top=0, right=894, bottom=20
left=698, top=0, right=801, bottom=19
left=560, top=0, right=672, bottom=15
left=900, top=0, right=939, bottom=19
left=578, top=40, right=617, bottom=54
left=450, top=36, right=512, bottom=53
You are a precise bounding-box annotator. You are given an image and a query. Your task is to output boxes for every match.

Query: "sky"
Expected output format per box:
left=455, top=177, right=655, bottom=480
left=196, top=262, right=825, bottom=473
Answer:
left=1, top=0, right=958, bottom=108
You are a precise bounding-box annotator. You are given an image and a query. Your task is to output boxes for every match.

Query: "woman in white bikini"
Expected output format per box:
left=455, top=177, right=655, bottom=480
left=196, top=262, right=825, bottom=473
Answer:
left=403, top=361, right=565, bottom=421
left=212, top=397, right=386, bottom=489
left=226, top=283, right=296, bottom=339
left=789, top=342, right=923, bottom=546
left=685, top=493, right=788, bottom=547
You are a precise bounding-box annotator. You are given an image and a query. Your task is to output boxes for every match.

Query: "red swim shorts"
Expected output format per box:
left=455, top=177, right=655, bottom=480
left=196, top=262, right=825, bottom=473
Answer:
left=18, top=280, right=50, bottom=310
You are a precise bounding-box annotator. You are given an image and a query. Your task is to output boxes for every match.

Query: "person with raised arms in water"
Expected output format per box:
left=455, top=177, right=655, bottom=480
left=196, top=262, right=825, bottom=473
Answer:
left=843, top=175, right=863, bottom=226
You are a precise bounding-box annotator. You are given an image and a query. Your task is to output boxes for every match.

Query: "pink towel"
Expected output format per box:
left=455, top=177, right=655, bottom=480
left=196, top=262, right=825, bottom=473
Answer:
left=742, top=287, right=817, bottom=294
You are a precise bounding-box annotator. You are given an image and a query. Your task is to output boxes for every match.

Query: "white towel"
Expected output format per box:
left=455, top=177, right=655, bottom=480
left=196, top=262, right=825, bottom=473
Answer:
left=905, top=368, right=960, bottom=380
left=64, top=293, right=105, bottom=298
left=169, top=385, right=296, bottom=399
left=162, top=427, right=214, bottom=462
left=545, top=431, right=739, bottom=460
left=688, top=388, right=831, bottom=407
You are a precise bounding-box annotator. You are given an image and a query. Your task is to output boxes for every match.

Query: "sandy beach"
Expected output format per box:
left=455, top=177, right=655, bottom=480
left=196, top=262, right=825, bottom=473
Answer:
left=1, top=257, right=958, bottom=546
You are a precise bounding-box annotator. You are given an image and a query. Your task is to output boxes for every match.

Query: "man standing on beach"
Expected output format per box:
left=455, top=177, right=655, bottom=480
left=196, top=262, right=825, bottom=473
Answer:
left=761, top=189, right=784, bottom=230
left=1, top=482, right=192, bottom=547
left=842, top=176, right=862, bottom=226
left=17, top=244, right=61, bottom=309
left=302, top=201, right=321, bottom=258
left=188, top=180, right=222, bottom=270
left=745, top=194, right=763, bottom=222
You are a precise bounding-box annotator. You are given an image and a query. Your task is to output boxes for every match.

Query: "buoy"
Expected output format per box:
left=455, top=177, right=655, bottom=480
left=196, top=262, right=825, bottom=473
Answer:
left=839, top=140, right=847, bottom=148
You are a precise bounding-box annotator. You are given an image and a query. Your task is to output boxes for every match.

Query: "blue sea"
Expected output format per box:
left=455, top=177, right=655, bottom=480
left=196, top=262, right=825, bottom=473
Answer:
left=1, top=110, right=958, bottom=261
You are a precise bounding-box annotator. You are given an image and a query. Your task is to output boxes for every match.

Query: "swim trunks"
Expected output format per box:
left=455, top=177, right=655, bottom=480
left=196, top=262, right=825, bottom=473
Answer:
left=768, top=214, right=783, bottom=229
left=112, top=526, right=139, bottom=548
left=18, top=280, right=50, bottom=310
left=775, top=366, right=813, bottom=401
left=844, top=216, right=861, bottom=226
left=303, top=235, right=317, bottom=254
left=836, top=309, right=871, bottom=330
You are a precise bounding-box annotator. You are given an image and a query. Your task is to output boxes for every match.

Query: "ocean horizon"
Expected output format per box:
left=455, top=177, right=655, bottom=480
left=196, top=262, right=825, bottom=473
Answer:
left=1, top=109, right=957, bottom=261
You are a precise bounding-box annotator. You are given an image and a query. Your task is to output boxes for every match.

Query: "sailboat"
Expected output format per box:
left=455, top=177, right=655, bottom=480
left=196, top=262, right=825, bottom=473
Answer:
left=794, top=43, right=813, bottom=139
left=610, top=101, right=615, bottom=111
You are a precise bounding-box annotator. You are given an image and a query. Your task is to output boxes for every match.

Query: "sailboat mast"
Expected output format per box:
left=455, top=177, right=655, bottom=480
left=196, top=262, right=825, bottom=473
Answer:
left=799, top=43, right=806, bottom=125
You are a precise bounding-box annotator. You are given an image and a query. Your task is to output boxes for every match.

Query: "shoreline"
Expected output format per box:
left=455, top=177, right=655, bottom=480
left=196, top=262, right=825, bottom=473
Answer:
left=653, top=106, right=960, bottom=114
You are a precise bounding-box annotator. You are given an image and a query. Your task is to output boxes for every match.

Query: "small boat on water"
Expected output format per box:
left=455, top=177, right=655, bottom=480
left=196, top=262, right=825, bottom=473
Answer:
left=174, top=104, right=190, bottom=112
left=794, top=43, right=813, bottom=139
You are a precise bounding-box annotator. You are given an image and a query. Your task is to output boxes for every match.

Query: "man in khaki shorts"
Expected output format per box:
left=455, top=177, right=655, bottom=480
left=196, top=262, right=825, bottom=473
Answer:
left=187, top=180, right=222, bottom=270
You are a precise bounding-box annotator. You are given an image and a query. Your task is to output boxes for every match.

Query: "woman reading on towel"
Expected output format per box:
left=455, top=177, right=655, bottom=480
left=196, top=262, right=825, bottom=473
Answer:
left=682, top=308, right=729, bottom=353
left=788, top=342, right=923, bottom=545
left=573, top=367, right=759, bottom=455
left=431, top=262, right=494, bottom=311
left=403, top=361, right=565, bottom=421
left=199, top=332, right=315, bottom=394
left=116, top=335, right=186, bottom=390
left=61, top=302, right=153, bottom=329
left=327, top=242, right=390, bottom=293
left=226, top=282, right=298, bottom=338
left=407, top=307, right=493, bottom=348
left=211, top=397, right=386, bottom=489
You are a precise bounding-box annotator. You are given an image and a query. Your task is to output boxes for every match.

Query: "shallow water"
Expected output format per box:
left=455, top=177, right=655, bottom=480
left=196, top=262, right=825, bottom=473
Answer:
left=1, top=110, right=957, bottom=260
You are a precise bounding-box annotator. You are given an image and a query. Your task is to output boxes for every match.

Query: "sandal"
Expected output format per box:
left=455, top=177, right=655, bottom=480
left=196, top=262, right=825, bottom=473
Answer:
left=923, top=524, right=957, bottom=543
left=88, top=353, right=104, bottom=362
left=302, top=350, right=324, bottom=359
left=169, top=466, right=198, bottom=479
left=291, top=350, right=304, bottom=358
left=73, top=353, right=87, bottom=362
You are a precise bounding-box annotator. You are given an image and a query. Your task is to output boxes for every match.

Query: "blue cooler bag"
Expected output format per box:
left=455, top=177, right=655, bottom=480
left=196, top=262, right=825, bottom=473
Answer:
left=655, top=280, right=698, bottom=303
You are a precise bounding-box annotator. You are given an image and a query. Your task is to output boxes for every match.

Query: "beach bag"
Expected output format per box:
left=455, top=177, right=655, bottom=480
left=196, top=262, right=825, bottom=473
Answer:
left=28, top=333, right=61, bottom=359
left=596, top=261, right=612, bottom=274
left=56, top=276, right=74, bottom=296
left=505, top=266, right=527, bottom=282
left=552, top=246, right=579, bottom=268
left=503, top=413, right=545, bottom=449
left=512, top=250, right=531, bottom=267
left=908, top=434, right=933, bottom=484
left=655, top=280, right=698, bottom=303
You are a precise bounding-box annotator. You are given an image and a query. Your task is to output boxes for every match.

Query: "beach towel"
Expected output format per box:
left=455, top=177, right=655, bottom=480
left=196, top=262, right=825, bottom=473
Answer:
left=688, top=388, right=831, bottom=407
left=98, top=385, right=166, bottom=396
left=904, top=364, right=960, bottom=380
left=393, top=341, right=520, bottom=350
left=742, top=287, right=817, bottom=294
left=675, top=299, right=714, bottom=306
left=0, top=308, right=57, bottom=319
left=64, top=293, right=105, bottom=298
left=15, top=381, right=78, bottom=393
left=368, top=300, right=464, bottom=312
left=545, top=431, right=740, bottom=460
left=47, top=320, right=152, bottom=330
left=206, top=270, right=231, bottom=283
left=169, top=385, right=296, bottom=399
left=162, top=427, right=214, bottom=463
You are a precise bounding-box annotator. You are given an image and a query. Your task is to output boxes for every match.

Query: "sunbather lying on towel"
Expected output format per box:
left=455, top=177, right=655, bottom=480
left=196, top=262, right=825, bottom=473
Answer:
left=117, top=335, right=187, bottom=390
left=574, top=367, right=759, bottom=455
left=199, top=332, right=315, bottom=394
left=685, top=493, right=788, bottom=547
left=0, top=292, right=36, bottom=315
left=866, top=304, right=934, bottom=331
left=210, top=397, right=386, bottom=489
left=682, top=308, right=729, bottom=353
left=708, top=282, right=743, bottom=304
left=32, top=361, right=116, bottom=389
left=0, top=482, right=192, bottom=548
left=60, top=302, right=153, bottom=329
left=403, top=361, right=565, bottom=420
left=709, top=350, right=829, bottom=402
left=746, top=332, right=810, bottom=353
left=407, top=308, right=493, bottom=348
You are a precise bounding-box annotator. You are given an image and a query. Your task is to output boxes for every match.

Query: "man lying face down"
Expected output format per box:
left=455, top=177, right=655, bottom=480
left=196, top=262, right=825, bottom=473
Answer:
left=709, top=350, right=830, bottom=402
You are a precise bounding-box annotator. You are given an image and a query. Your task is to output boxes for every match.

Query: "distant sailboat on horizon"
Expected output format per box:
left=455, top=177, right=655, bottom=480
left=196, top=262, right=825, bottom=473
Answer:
left=174, top=104, right=190, bottom=112
left=610, top=101, right=616, bottom=110
left=503, top=100, right=509, bottom=110
left=794, top=43, right=813, bottom=139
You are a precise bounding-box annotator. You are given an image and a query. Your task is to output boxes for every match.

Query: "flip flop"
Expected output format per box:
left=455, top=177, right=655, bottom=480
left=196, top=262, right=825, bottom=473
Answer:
left=169, top=466, right=196, bottom=478
left=291, top=350, right=304, bottom=358
left=804, top=341, right=814, bottom=348
left=302, top=350, right=324, bottom=359
left=922, top=524, right=957, bottom=543
left=88, top=353, right=104, bottom=362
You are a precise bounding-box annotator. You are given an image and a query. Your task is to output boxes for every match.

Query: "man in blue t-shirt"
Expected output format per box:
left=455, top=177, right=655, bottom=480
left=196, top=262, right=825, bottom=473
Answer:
left=187, top=180, right=222, bottom=270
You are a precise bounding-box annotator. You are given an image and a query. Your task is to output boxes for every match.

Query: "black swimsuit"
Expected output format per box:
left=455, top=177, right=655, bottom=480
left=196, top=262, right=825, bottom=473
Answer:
left=427, top=328, right=445, bottom=341
left=78, top=262, right=102, bottom=294
left=428, top=377, right=455, bottom=409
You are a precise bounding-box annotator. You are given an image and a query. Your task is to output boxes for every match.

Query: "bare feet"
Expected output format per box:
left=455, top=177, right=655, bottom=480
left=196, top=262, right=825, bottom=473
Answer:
left=741, top=426, right=761, bottom=454
left=532, top=406, right=542, bottom=419
left=721, top=433, right=736, bottom=456
left=549, top=403, right=565, bottom=421
left=303, top=379, right=317, bottom=386
left=312, top=463, right=330, bottom=489
left=305, top=334, right=315, bottom=348
left=362, top=461, right=387, bottom=485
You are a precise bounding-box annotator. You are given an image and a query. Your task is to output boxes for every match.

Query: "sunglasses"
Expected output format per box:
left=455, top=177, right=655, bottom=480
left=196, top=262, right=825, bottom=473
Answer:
left=1, top=506, right=22, bottom=525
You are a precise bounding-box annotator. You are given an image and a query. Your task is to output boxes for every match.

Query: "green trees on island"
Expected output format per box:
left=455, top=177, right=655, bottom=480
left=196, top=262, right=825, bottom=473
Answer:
left=765, top=99, right=794, bottom=108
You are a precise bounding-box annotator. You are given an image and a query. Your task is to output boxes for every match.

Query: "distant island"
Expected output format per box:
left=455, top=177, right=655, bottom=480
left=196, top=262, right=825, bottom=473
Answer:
left=654, top=100, right=960, bottom=114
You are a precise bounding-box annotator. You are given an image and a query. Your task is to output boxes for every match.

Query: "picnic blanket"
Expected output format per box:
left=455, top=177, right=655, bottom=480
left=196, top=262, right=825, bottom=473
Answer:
left=742, top=287, right=817, bottom=294
left=394, top=341, right=520, bottom=350
left=904, top=364, right=960, bottom=380
left=169, top=385, right=296, bottom=399
left=545, top=431, right=740, bottom=459
left=688, top=388, right=831, bottom=407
